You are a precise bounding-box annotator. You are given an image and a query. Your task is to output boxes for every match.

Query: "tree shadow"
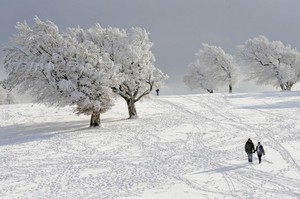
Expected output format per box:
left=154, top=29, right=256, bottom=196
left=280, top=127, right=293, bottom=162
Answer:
left=192, top=162, right=250, bottom=175
left=0, top=116, right=133, bottom=146
left=0, top=120, right=88, bottom=146
left=236, top=99, right=300, bottom=110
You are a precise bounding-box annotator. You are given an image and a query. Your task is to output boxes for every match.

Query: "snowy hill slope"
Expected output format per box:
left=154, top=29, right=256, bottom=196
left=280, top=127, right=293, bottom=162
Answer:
left=0, top=92, right=300, bottom=199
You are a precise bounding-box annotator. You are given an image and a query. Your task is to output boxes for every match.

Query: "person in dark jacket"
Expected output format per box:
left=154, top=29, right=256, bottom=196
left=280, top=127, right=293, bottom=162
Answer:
left=245, top=138, right=255, bottom=162
left=254, top=142, right=265, bottom=164
left=156, top=89, right=160, bottom=96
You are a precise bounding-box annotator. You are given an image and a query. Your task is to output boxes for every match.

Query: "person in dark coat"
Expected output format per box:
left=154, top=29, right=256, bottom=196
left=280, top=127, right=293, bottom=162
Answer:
left=156, top=88, right=160, bottom=96
left=254, top=142, right=265, bottom=164
left=245, top=138, right=255, bottom=162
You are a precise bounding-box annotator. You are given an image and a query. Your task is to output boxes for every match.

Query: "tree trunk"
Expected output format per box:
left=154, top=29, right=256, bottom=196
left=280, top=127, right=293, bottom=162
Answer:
left=229, top=84, right=232, bottom=93
left=286, top=82, right=293, bottom=91
left=90, top=112, right=100, bottom=127
left=126, top=98, right=137, bottom=119
left=280, top=84, right=286, bottom=91
left=280, top=82, right=293, bottom=91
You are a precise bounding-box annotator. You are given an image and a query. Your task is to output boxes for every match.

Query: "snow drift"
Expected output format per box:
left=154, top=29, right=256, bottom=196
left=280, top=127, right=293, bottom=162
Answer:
left=0, top=92, right=300, bottom=199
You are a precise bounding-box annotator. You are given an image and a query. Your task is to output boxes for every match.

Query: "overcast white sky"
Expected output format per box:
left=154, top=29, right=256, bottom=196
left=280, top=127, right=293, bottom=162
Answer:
left=1, top=0, right=300, bottom=97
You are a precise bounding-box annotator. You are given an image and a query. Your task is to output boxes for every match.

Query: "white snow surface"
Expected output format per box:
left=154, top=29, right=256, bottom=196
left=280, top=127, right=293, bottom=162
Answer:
left=1, top=92, right=300, bottom=199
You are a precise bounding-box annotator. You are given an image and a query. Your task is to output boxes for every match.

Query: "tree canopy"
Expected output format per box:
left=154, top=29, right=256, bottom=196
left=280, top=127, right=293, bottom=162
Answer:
left=184, top=44, right=238, bottom=93
left=4, top=17, right=118, bottom=126
left=3, top=17, right=168, bottom=125
left=237, top=35, right=300, bottom=91
left=69, top=24, right=168, bottom=118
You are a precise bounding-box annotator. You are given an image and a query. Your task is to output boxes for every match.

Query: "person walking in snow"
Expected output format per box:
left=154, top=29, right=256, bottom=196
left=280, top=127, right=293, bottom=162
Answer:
left=245, top=138, right=255, bottom=162
left=156, top=88, right=160, bottom=96
left=254, top=142, right=265, bottom=164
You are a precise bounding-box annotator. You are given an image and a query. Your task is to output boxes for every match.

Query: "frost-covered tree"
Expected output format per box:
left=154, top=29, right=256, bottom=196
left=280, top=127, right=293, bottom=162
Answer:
left=237, top=35, right=300, bottom=91
left=184, top=59, right=214, bottom=93
left=0, top=86, right=6, bottom=105
left=0, top=81, right=17, bottom=105
left=5, top=92, right=16, bottom=104
left=74, top=25, right=168, bottom=118
left=184, top=44, right=238, bottom=93
left=4, top=17, right=117, bottom=127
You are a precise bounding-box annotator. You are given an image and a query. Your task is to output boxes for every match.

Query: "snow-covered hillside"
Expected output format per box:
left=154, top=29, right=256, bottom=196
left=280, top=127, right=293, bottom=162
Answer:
left=0, top=92, right=300, bottom=199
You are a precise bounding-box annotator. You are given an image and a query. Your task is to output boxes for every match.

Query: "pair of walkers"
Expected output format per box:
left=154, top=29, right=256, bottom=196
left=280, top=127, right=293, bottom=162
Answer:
left=245, top=138, right=265, bottom=163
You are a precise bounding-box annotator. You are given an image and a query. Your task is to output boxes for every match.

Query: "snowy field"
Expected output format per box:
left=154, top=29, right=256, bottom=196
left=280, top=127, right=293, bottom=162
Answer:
left=0, top=92, right=300, bottom=199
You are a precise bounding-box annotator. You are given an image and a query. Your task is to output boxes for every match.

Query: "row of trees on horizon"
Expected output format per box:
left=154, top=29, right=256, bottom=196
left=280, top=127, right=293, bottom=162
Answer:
left=1, top=17, right=168, bottom=127
left=1, top=17, right=300, bottom=127
left=184, top=36, right=300, bottom=94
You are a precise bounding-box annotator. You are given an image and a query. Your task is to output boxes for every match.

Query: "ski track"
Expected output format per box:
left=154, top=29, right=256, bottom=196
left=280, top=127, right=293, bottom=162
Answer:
left=156, top=94, right=300, bottom=198
left=0, top=94, right=300, bottom=198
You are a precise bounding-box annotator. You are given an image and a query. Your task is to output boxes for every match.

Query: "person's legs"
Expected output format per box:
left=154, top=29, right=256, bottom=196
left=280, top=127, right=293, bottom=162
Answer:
left=258, top=155, right=262, bottom=163
left=247, top=153, right=253, bottom=162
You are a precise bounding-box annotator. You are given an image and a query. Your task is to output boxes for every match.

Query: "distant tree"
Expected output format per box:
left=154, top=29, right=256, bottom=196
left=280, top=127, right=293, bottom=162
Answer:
left=183, top=60, right=214, bottom=93
left=0, top=86, right=6, bottom=105
left=5, top=92, right=17, bottom=104
left=4, top=17, right=117, bottom=127
left=73, top=25, right=168, bottom=118
left=0, top=81, right=17, bottom=105
left=237, top=35, right=300, bottom=91
left=184, top=44, right=238, bottom=93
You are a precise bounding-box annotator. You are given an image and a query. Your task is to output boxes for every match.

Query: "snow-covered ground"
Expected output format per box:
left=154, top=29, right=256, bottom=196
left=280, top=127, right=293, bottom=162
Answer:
left=1, top=92, right=300, bottom=199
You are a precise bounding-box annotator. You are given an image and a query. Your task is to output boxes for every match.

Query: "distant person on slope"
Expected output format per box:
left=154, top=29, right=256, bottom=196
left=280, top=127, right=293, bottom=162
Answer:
left=254, top=142, right=265, bottom=164
left=245, top=138, right=255, bottom=162
left=156, top=88, right=160, bottom=96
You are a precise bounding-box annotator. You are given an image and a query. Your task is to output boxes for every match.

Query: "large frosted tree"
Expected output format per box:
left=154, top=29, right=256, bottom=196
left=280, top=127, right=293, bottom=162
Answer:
left=184, top=44, right=238, bottom=93
left=73, top=24, right=168, bottom=118
left=237, top=35, right=300, bottom=91
left=4, top=17, right=117, bottom=127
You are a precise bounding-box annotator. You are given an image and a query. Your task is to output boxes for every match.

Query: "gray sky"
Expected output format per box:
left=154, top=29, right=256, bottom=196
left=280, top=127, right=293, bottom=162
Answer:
left=1, top=0, right=300, bottom=97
